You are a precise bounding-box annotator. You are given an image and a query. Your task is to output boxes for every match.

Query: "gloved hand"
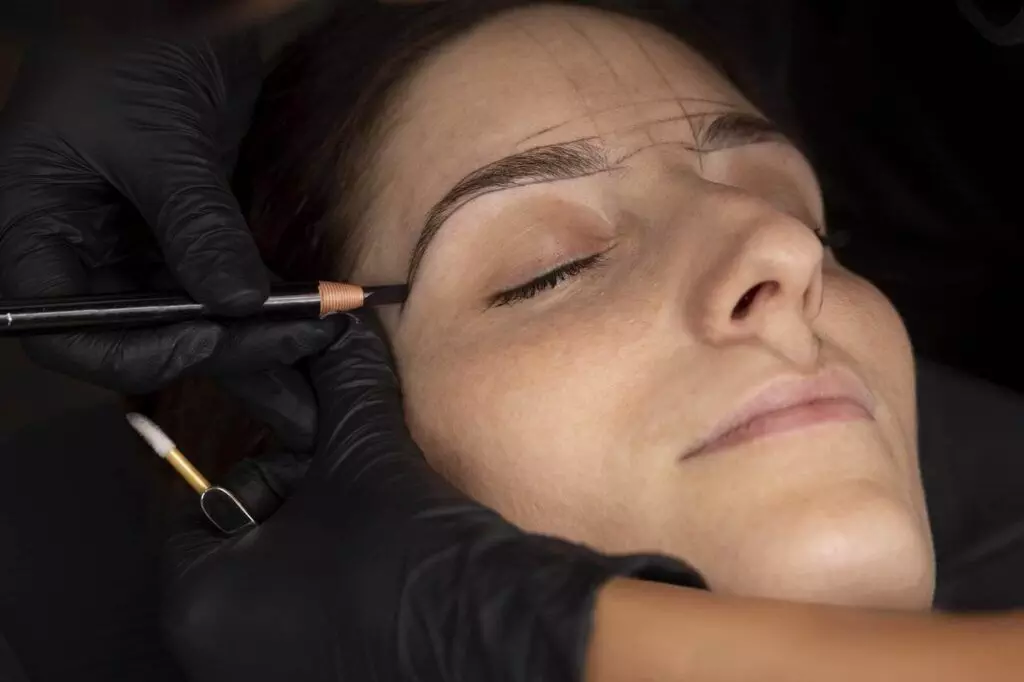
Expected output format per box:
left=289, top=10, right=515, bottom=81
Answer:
left=0, top=36, right=336, bottom=450
left=164, top=313, right=707, bottom=682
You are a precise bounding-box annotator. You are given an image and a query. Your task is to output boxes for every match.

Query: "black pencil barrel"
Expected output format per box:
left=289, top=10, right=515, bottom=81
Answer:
left=0, top=283, right=322, bottom=334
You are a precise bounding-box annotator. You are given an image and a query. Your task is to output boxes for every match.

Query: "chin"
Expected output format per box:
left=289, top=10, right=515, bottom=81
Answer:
left=702, top=483, right=936, bottom=610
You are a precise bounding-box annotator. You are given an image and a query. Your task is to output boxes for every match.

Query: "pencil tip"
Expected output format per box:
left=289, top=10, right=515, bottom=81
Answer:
left=362, top=284, right=409, bottom=307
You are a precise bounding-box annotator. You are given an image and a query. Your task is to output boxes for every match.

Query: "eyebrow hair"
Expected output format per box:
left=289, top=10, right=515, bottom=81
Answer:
left=405, top=111, right=786, bottom=285
left=702, top=112, right=785, bottom=150
left=407, top=139, right=610, bottom=284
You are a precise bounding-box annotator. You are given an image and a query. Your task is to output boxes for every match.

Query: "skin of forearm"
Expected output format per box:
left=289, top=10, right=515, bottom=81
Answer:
left=586, top=578, right=1024, bottom=682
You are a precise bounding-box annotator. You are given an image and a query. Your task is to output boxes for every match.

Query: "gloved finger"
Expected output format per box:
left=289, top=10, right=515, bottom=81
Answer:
left=197, top=314, right=347, bottom=376
left=144, top=175, right=268, bottom=317
left=0, top=149, right=130, bottom=278
left=22, top=315, right=343, bottom=394
left=106, top=41, right=269, bottom=316
left=0, top=220, right=90, bottom=299
left=219, top=450, right=312, bottom=523
left=3, top=211, right=341, bottom=393
left=22, top=323, right=227, bottom=393
left=217, top=367, right=319, bottom=452
left=161, top=468, right=227, bottom=577
left=310, top=312, right=402, bottom=418
left=163, top=518, right=228, bottom=581
left=307, top=313, right=420, bottom=482
left=0, top=214, right=220, bottom=390
left=163, top=448, right=309, bottom=578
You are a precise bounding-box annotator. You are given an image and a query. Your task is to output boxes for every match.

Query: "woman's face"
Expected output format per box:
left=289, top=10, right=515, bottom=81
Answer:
left=351, top=4, right=934, bottom=607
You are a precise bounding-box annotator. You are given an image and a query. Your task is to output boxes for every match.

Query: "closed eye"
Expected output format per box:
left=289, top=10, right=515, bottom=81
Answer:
left=489, top=251, right=609, bottom=308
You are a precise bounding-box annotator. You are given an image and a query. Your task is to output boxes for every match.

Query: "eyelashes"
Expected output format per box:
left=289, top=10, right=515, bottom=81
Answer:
left=818, top=228, right=850, bottom=250
left=487, top=224, right=842, bottom=309
left=489, top=251, right=610, bottom=307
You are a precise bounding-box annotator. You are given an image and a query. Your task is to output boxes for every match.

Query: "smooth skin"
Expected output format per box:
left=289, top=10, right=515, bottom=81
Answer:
left=588, top=578, right=1024, bottom=682
left=345, top=4, right=933, bottom=608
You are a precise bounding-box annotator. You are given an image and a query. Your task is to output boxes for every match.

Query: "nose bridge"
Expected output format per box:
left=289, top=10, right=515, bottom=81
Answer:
left=677, top=186, right=825, bottom=366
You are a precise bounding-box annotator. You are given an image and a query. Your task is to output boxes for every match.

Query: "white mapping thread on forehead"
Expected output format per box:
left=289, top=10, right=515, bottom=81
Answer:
left=126, top=412, right=177, bottom=458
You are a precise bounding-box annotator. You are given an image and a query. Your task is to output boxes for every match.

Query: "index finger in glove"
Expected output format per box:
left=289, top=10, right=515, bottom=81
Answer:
left=102, top=40, right=270, bottom=316
left=139, top=168, right=270, bottom=317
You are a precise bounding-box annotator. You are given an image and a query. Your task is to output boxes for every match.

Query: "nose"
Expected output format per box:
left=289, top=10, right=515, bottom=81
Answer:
left=690, top=199, right=825, bottom=368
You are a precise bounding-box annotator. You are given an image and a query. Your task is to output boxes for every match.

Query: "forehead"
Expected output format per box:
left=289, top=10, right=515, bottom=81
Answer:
left=359, top=4, right=756, bottom=276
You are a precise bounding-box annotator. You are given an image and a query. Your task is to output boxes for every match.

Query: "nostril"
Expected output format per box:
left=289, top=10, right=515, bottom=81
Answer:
left=732, top=281, right=779, bottom=321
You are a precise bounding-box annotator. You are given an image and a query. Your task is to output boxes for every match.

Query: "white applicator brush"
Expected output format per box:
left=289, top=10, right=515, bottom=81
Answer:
left=126, top=412, right=256, bottom=534
left=126, top=412, right=211, bottom=494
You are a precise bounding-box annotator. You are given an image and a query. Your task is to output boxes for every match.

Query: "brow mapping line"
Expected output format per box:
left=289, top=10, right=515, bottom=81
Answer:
left=560, top=16, right=623, bottom=90
left=511, top=19, right=603, bottom=144
left=612, top=16, right=701, bottom=169
left=518, top=109, right=739, bottom=154
left=613, top=126, right=791, bottom=166
left=517, top=98, right=741, bottom=146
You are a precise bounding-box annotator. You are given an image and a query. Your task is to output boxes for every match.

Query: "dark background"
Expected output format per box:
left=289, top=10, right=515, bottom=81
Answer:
left=2, top=1, right=1024, bottom=680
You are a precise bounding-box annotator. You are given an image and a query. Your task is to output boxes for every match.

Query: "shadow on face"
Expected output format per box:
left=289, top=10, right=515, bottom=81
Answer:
left=351, top=4, right=935, bottom=609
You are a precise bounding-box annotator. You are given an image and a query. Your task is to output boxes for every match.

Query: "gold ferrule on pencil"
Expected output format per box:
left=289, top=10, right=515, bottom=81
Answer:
left=318, top=281, right=366, bottom=316
left=166, top=448, right=211, bottom=494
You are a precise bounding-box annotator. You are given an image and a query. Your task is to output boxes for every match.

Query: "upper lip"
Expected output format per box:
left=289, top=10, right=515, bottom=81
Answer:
left=682, top=366, right=876, bottom=459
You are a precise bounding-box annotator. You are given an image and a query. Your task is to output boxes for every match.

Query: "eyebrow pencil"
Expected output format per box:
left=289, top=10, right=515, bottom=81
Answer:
left=0, top=281, right=408, bottom=335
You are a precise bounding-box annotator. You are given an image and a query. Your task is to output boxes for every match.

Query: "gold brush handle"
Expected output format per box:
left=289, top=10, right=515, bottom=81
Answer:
left=166, top=449, right=211, bottom=494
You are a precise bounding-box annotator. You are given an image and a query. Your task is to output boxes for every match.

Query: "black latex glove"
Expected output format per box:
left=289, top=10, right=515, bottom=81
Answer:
left=0, top=36, right=337, bottom=449
left=164, top=313, right=707, bottom=682
left=2, top=0, right=305, bottom=40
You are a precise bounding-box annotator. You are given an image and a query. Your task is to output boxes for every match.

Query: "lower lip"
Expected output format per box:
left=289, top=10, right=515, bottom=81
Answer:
left=692, top=398, right=872, bottom=458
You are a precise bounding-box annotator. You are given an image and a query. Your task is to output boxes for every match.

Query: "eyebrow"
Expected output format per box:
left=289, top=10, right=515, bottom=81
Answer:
left=702, top=112, right=785, bottom=150
left=406, top=111, right=786, bottom=285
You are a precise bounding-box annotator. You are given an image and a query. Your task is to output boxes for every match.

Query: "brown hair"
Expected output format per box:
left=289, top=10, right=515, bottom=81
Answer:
left=144, top=0, right=778, bottom=483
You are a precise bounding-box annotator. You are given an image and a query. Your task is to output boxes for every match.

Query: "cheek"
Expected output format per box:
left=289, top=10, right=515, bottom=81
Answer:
left=820, top=269, right=916, bottom=445
left=815, top=267, right=929, bottom=534
left=396, top=310, right=656, bottom=542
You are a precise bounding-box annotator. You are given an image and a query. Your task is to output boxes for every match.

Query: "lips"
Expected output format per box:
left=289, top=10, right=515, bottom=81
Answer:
left=682, top=366, right=876, bottom=460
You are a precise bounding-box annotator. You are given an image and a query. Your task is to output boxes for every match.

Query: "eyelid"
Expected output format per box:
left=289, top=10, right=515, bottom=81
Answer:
left=489, top=248, right=612, bottom=308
